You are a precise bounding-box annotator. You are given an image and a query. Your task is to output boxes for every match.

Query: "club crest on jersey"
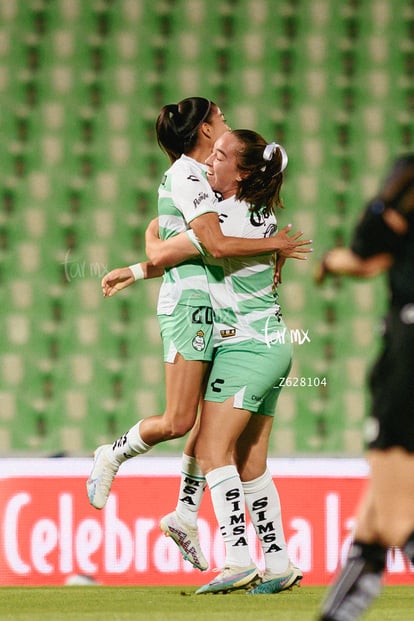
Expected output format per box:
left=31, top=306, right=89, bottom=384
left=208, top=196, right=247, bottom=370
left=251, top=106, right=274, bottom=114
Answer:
left=192, top=330, right=205, bottom=351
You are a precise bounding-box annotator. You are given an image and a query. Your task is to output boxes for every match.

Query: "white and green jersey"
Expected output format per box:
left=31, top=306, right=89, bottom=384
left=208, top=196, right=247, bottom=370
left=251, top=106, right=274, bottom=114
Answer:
left=157, top=154, right=218, bottom=315
left=204, top=197, right=281, bottom=346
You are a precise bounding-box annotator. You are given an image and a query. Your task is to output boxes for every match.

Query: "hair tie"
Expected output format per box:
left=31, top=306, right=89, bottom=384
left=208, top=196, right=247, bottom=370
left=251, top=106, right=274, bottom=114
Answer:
left=262, top=142, right=288, bottom=172
left=168, top=103, right=179, bottom=121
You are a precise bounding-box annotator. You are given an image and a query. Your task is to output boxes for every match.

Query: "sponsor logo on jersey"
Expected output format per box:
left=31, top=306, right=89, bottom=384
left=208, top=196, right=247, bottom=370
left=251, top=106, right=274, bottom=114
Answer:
left=220, top=328, right=236, bottom=338
left=251, top=394, right=264, bottom=403
left=210, top=378, right=225, bottom=393
left=249, top=211, right=277, bottom=237
left=264, top=223, right=277, bottom=237
left=193, top=192, right=209, bottom=208
left=250, top=210, right=270, bottom=227
left=187, top=174, right=201, bottom=182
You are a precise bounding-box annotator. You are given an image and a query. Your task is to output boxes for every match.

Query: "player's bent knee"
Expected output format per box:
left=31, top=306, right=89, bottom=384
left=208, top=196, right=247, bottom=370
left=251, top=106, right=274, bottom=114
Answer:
left=160, top=416, right=194, bottom=440
left=194, top=446, right=228, bottom=474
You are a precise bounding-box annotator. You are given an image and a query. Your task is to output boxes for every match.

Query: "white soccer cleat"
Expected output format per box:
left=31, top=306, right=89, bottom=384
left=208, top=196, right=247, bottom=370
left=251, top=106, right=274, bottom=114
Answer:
left=195, top=564, right=261, bottom=594
left=160, top=511, right=208, bottom=571
left=86, top=445, right=119, bottom=509
left=247, top=561, right=303, bottom=594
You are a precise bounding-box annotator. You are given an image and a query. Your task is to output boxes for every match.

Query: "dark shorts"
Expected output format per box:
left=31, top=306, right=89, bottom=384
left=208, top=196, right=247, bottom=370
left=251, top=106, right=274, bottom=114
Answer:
left=366, top=305, right=414, bottom=452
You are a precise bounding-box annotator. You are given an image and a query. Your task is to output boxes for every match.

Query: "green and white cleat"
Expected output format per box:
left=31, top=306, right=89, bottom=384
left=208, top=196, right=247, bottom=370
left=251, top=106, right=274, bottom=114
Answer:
left=86, top=445, right=119, bottom=509
left=160, top=511, right=208, bottom=571
left=247, top=562, right=303, bottom=594
left=196, top=564, right=261, bottom=595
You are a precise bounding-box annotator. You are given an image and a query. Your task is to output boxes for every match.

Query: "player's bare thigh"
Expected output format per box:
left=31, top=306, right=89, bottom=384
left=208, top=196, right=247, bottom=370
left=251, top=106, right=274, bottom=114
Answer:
left=140, top=356, right=208, bottom=443
left=356, top=447, right=414, bottom=546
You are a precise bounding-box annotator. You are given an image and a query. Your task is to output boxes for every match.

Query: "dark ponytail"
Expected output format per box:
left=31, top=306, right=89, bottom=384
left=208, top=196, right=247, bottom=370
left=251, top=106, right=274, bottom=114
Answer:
left=156, top=97, right=213, bottom=164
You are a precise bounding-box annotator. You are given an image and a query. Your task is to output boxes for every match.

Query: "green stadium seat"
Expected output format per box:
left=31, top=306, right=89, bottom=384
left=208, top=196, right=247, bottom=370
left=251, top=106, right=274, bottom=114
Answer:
left=0, top=0, right=412, bottom=456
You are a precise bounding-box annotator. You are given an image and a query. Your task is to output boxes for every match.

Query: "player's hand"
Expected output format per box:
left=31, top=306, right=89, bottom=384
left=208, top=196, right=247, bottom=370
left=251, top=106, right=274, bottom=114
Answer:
left=101, top=267, right=135, bottom=297
left=273, top=255, right=286, bottom=287
left=315, top=249, right=346, bottom=284
left=315, top=254, right=330, bottom=285
left=275, top=225, right=313, bottom=259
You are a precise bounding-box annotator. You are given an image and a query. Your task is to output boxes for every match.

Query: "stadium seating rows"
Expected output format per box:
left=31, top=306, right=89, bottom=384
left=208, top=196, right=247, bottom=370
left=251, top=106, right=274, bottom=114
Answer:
left=0, top=0, right=412, bottom=455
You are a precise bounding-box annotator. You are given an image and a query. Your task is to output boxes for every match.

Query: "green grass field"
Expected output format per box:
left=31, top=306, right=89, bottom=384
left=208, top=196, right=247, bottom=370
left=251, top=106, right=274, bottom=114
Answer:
left=0, top=586, right=413, bottom=621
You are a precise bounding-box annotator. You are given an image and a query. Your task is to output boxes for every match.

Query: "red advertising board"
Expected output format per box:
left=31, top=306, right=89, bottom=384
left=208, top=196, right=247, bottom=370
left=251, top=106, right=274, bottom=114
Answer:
left=0, top=458, right=412, bottom=586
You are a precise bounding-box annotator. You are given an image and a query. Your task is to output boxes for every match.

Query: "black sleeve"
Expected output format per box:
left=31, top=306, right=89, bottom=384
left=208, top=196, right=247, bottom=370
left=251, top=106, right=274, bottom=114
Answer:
left=350, top=199, right=402, bottom=259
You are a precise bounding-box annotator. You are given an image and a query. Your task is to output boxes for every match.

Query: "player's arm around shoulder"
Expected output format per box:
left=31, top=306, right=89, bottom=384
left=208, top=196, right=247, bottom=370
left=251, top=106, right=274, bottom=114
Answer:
left=145, top=217, right=200, bottom=268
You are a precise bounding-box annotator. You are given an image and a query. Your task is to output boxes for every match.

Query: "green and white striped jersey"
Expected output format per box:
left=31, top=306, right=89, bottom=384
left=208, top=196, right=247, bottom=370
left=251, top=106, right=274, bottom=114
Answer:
left=157, top=154, right=218, bottom=315
left=204, top=196, right=281, bottom=347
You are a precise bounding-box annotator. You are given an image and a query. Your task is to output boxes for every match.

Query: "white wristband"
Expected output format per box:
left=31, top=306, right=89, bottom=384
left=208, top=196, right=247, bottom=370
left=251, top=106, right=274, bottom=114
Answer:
left=129, top=262, right=144, bottom=281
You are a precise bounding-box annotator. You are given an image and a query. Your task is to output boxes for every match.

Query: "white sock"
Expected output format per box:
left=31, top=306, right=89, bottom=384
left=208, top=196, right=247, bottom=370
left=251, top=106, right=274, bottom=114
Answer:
left=206, top=465, right=251, bottom=568
left=243, top=468, right=289, bottom=574
left=109, top=420, right=151, bottom=465
left=175, top=454, right=206, bottom=527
